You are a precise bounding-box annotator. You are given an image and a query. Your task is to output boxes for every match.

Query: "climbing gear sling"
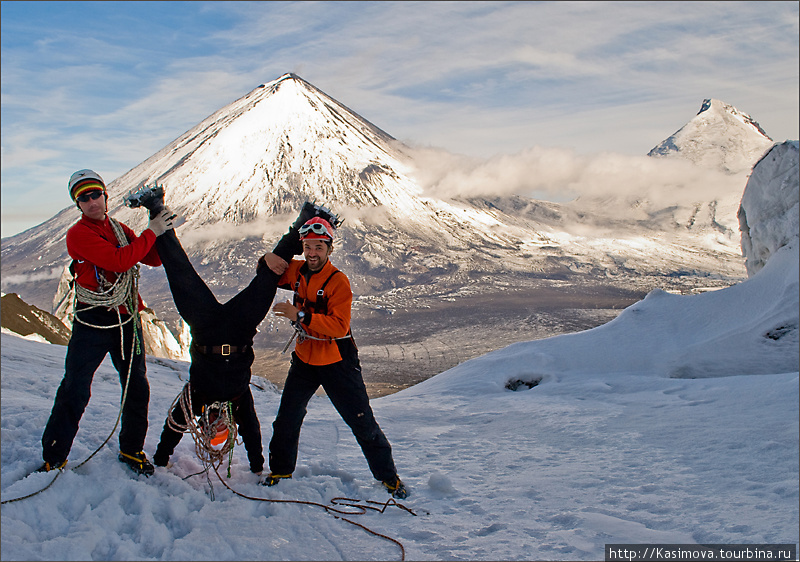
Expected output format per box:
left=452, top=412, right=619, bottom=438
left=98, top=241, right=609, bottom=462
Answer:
left=281, top=268, right=353, bottom=353
left=165, top=383, right=238, bottom=477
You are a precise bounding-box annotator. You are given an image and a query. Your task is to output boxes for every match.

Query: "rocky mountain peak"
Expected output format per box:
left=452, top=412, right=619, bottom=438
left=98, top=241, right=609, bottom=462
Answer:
left=697, top=98, right=771, bottom=139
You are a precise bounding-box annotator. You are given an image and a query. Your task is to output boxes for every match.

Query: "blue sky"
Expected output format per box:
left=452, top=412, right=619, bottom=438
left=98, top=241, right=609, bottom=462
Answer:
left=1, top=0, right=798, bottom=238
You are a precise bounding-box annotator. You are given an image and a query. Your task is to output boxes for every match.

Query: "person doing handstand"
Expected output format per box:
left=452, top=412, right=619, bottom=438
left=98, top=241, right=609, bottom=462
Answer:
left=125, top=185, right=336, bottom=474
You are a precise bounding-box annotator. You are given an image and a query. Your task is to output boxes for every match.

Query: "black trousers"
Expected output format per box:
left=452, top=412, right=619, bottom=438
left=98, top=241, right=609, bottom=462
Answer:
left=42, top=308, right=149, bottom=465
left=154, top=228, right=299, bottom=334
left=268, top=343, right=398, bottom=482
left=152, top=229, right=297, bottom=471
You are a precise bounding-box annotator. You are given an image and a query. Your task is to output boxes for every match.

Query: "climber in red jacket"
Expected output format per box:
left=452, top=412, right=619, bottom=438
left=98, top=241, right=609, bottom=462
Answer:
left=38, top=169, right=178, bottom=477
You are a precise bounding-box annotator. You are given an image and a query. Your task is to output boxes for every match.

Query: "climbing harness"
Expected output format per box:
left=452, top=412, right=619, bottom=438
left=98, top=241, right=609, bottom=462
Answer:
left=292, top=267, right=341, bottom=315
left=281, top=267, right=353, bottom=353
left=281, top=320, right=353, bottom=353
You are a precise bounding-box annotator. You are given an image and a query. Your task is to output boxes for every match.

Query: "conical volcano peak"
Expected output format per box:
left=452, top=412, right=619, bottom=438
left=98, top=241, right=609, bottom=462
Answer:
left=648, top=98, right=774, bottom=174
left=259, top=72, right=316, bottom=96
left=107, top=72, right=415, bottom=228
left=276, top=72, right=317, bottom=88
left=697, top=98, right=772, bottom=140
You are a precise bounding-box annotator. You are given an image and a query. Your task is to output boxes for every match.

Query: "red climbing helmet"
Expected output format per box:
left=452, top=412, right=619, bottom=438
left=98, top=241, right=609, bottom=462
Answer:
left=299, top=217, right=334, bottom=242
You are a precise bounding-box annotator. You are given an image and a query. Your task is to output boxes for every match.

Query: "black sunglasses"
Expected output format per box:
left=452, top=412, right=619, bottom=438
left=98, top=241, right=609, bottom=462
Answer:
left=76, top=190, right=104, bottom=203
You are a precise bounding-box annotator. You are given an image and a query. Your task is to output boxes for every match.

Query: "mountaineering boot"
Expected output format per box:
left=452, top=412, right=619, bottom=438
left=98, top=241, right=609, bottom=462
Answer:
left=382, top=476, right=409, bottom=499
left=35, top=460, right=67, bottom=473
left=293, top=201, right=343, bottom=231
left=118, top=451, right=155, bottom=477
left=152, top=448, right=170, bottom=468
left=124, top=183, right=166, bottom=219
left=260, top=472, right=292, bottom=487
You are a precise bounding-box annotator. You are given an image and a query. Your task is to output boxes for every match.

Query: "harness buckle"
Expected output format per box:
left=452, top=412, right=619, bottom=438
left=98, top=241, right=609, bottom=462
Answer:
left=221, top=344, right=231, bottom=356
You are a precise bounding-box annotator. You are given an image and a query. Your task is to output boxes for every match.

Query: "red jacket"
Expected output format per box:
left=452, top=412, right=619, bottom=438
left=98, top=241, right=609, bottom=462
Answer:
left=278, top=259, right=352, bottom=366
left=66, top=215, right=161, bottom=314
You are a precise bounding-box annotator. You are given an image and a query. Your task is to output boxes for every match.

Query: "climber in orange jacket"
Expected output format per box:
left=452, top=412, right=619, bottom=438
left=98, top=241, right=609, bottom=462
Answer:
left=264, top=216, right=408, bottom=499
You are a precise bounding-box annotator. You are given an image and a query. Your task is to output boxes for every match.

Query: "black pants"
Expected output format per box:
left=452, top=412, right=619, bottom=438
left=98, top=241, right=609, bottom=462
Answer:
left=154, top=228, right=299, bottom=333
left=42, top=308, right=149, bottom=465
left=152, top=229, right=297, bottom=471
left=268, top=344, right=397, bottom=482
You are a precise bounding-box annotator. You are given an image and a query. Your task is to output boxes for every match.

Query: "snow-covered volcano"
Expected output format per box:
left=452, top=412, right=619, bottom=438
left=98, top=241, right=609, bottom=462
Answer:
left=112, top=73, right=427, bottom=224
left=648, top=98, right=774, bottom=174
left=0, top=75, right=776, bottom=337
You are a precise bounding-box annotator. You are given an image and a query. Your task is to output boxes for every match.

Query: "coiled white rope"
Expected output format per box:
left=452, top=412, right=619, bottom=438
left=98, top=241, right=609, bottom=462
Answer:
left=72, top=218, right=141, bottom=360
left=166, top=383, right=238, bottom=484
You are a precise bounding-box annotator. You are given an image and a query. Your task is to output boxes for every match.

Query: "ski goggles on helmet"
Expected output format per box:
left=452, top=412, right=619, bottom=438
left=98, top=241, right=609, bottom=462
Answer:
left=75, top=189, right=105, bottom=203
left=299, top=222, right=333, bottom=238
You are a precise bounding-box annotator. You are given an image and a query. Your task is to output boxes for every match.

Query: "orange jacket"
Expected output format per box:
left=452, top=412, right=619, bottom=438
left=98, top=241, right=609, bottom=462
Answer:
left=66, top=214, right=161, bottom=314
left=278, top=259, right=352, bottom=366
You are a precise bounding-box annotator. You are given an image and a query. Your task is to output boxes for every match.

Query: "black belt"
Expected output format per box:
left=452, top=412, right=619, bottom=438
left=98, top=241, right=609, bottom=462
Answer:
left=192, top=343, right=251, bottom=356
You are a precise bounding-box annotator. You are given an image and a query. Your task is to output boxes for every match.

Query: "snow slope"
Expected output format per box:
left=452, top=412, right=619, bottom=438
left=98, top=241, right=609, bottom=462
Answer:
left=1, top=241, right=796, bottom=561
left=1, top=148, right=797, bottom=560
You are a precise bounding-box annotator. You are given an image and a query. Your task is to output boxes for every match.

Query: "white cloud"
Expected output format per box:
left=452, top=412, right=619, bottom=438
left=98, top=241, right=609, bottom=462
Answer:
left=2, top=267, right=64, bottom=285
left=408, top=144, right=745, bottom=209
left=177, top=217, right=289, bottom=247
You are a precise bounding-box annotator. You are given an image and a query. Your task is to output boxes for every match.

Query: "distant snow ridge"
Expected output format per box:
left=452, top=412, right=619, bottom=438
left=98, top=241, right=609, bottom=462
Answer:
left=648, top=98, right=774, bottom=174
left=738, top=141, right=800, bottom=276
